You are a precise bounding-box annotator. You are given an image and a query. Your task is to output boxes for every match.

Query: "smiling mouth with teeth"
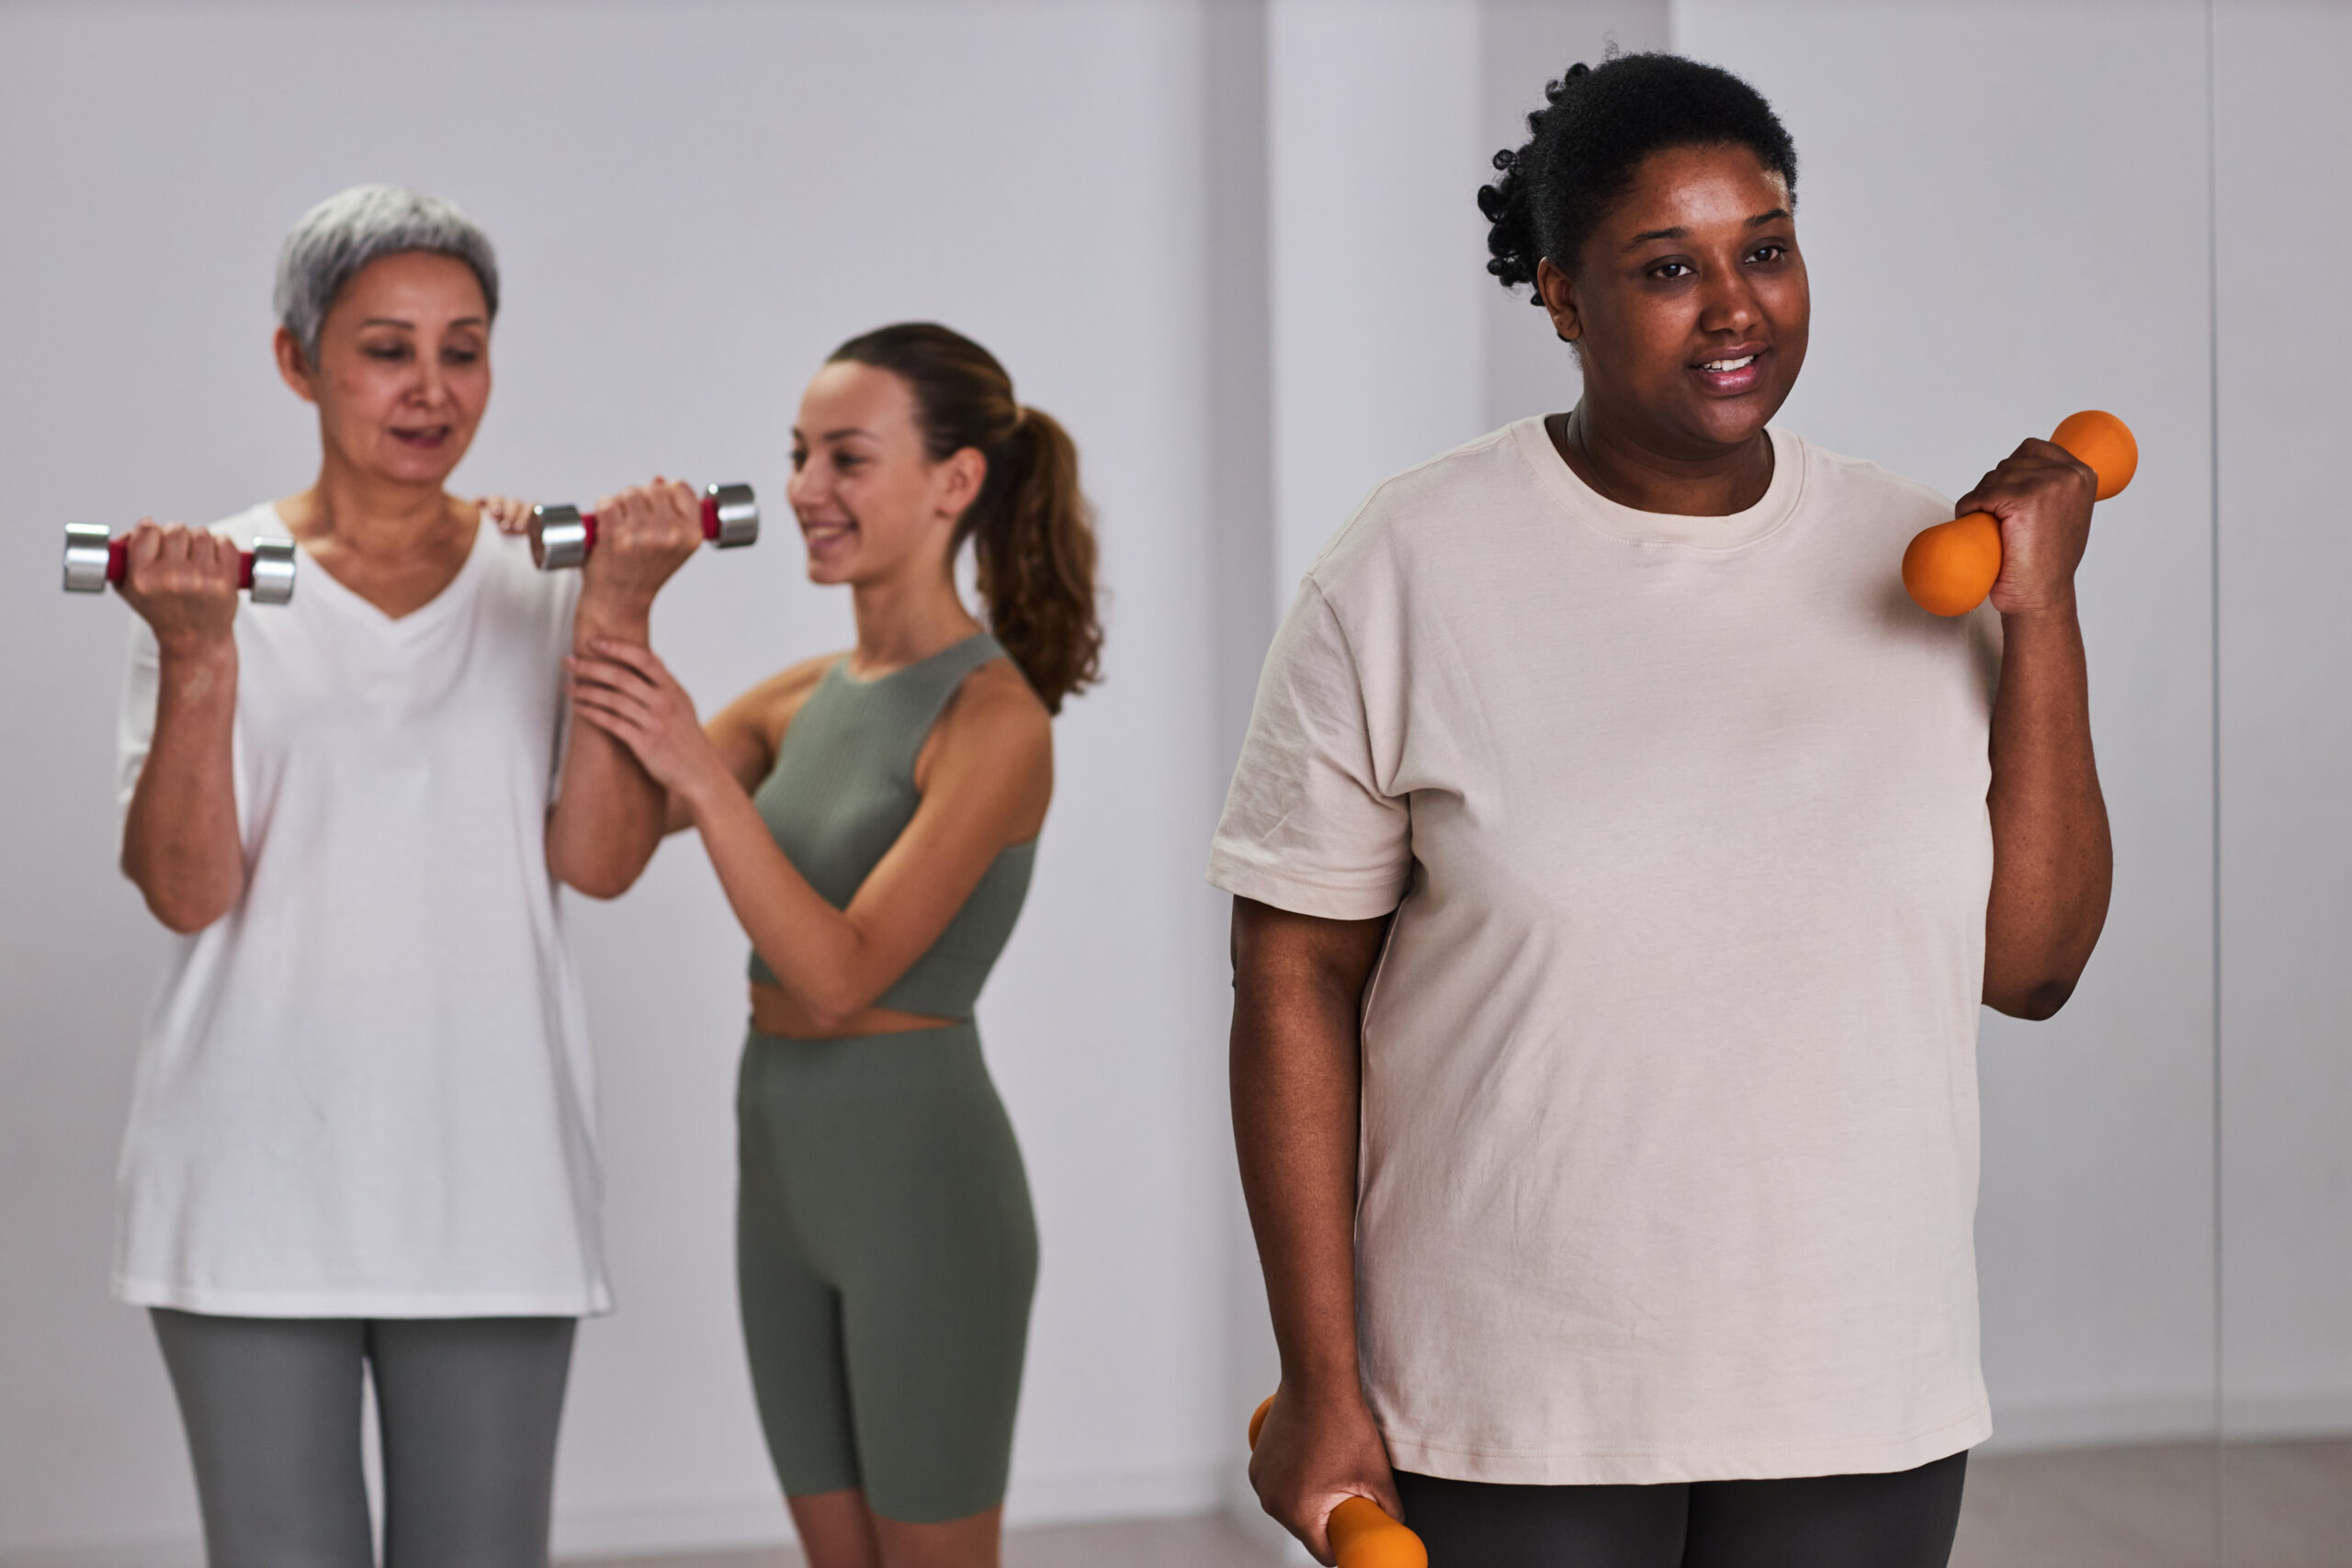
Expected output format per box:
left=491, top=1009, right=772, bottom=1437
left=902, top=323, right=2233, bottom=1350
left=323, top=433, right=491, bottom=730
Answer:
left=1701, top=355, right=1758, bottom=372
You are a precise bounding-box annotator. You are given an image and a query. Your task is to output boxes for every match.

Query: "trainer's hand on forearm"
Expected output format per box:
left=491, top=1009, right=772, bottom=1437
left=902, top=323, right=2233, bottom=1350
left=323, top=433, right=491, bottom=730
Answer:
left=565, top=637, right=729, bottom=806
left=1252, top=1387, right=1406, bottom=1566
left=115, top=520, right=242, bottom=655
left=1957, top=437, right=2097, bottom=618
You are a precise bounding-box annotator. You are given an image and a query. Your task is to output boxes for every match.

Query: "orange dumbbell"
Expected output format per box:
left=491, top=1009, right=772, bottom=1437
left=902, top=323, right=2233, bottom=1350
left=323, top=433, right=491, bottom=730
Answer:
left=1900, top=410, right=2137, bottom=615
left=1248, top=1395, right=1427, bottom=1568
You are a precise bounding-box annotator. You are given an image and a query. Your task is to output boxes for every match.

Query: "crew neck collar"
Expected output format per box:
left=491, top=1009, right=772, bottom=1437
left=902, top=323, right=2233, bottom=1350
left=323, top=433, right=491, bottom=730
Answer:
left=1510, top=416, right=1805, bottom=551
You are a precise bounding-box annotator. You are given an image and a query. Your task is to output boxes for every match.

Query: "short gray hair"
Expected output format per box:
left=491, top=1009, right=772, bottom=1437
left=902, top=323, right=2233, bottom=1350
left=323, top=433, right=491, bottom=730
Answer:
left=272, top=185, right=500, bottom=365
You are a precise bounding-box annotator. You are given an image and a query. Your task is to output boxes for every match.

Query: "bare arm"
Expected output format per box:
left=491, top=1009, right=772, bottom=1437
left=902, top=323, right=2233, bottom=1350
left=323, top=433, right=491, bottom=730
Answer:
left=1231, top=897, right=1401, bottom=1565
left=568, top=642, right=1050, bottom=1029
left=544, top=480, right=705, bottom=897
left=118, top=524, right=246, bottom=933
left=1968, top=438, right=2115, bottom=1018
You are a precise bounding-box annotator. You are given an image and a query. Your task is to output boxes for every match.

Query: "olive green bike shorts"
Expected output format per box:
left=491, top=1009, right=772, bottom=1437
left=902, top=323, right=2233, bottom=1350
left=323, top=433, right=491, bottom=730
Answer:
left=735, top=1021, right=1037, bottom=1524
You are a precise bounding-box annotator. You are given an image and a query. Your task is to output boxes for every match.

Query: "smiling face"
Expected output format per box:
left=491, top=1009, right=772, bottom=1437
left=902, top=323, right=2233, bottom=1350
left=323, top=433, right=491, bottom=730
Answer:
left=786, top=361, right=983, bottom=588
left=276, top=250, right=491, bottom=488
left=1539, top=142, right=1809, bottom=457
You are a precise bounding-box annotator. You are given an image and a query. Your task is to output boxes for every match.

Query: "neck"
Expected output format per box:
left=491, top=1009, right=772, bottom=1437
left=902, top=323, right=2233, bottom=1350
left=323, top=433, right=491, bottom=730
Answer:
left=1554, top=400, right=1775, bottom=517
left=847, top=557, right=984, bottom=676
left=286, top=444, right=463, bottom=556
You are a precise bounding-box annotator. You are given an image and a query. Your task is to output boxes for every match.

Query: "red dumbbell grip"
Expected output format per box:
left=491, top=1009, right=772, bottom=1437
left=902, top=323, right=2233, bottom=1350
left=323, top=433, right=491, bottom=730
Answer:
left=104, top=537, right=260, bottom=588
left=572, top=494, right=727, bottom=551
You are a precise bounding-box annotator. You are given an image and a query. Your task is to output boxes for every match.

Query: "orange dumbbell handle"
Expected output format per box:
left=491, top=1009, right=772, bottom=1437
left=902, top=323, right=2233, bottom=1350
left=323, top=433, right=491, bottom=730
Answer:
left=1899, top=409, right=2137, bottom=617
left=1248, top=1396, right=1429, bottom=1568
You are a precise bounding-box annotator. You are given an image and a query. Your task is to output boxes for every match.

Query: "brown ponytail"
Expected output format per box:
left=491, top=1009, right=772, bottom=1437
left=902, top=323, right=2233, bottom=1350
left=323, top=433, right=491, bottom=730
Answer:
left=828, top=322, right=1102, bottom=714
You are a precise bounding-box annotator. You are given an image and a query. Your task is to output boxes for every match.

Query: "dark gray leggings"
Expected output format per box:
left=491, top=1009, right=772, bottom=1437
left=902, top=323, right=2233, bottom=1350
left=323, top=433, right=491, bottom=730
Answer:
left=1393, top=1450, right=1968, bottom=1568
left=151, top=1309, right=575, bottom=1568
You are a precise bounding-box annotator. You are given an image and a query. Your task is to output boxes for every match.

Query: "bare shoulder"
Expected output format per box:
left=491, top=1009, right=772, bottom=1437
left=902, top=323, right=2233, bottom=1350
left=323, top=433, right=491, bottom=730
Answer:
left=918, top=654, right=1053, bottom=814
left=942, top=656, right=1052, bottom=757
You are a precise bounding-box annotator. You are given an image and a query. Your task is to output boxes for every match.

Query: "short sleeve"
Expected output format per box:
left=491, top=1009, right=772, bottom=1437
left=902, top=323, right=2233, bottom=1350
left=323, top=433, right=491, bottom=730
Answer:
left=1207, top=578, right=1411, bottom=920
left=116, top=616, right=162, bottom=816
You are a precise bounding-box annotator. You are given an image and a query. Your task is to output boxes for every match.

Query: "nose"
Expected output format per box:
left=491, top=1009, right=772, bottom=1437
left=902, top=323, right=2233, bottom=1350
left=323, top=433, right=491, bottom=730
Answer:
left=1697, top=265, right=1761, bottom=338
left=786, top=458, right=822, bottom=513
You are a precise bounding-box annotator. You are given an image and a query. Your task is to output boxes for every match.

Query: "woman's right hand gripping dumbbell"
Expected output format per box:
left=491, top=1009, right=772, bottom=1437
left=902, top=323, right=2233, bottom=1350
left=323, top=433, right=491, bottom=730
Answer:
left=477, top=479, right=707, bottom=620
left=1251, top=1385, right=1416, bottom=1567
left=114, top=520, right=247, bottom=659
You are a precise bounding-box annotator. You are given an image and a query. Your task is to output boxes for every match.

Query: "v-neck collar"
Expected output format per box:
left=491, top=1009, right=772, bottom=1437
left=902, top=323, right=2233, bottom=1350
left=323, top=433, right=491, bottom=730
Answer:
left=282, top=505, right=491, bottom=635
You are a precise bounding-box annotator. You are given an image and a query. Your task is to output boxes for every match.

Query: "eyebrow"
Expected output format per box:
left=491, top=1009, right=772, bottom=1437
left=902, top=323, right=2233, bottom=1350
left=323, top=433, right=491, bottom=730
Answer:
left=1623, top=209, right=1792, bottom=248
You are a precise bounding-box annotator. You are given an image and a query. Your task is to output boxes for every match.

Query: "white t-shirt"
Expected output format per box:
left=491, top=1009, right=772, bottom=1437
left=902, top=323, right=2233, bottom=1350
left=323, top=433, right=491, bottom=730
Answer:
left=1210, top=419, right=2003, bottom=1484
left=113, top=503, right=610, bottom=1318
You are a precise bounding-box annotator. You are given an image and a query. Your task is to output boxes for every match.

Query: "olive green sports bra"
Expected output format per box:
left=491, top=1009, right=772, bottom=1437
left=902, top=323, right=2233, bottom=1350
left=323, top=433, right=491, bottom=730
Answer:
left=746, top=633, right=1035, bottom=1020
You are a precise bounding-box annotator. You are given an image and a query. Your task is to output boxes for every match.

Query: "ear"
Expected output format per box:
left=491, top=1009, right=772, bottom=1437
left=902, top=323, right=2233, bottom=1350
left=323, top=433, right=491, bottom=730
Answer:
left=1535, top=257, right=1583, bottom=346
left=273, top=326, right=319, bottom=405
left=938, top=445, right=988, bottom=523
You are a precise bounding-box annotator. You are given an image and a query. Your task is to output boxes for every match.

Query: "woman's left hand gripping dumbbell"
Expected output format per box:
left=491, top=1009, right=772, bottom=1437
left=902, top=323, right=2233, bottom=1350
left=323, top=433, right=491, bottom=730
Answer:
left=1952, top=438, right=2099, bottom=618
left=114, top=520, right=246, bottom=658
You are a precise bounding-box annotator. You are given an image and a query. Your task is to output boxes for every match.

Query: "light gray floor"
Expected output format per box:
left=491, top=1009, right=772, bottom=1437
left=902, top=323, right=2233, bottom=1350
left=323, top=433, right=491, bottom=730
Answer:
left=571, top=1439, right=2352, bottom=1568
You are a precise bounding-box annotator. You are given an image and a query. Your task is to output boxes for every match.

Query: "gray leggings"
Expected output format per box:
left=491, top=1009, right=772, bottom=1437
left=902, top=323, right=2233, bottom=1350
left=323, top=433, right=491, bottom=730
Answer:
left=151, top=1309, right=575, bottom=1568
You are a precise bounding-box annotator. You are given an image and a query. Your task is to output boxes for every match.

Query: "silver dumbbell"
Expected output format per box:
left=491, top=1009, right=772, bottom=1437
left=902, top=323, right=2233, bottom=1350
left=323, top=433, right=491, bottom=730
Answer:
left=62, top=525, right=297, bottom=604
left=528, top=482, right=759, bottom=570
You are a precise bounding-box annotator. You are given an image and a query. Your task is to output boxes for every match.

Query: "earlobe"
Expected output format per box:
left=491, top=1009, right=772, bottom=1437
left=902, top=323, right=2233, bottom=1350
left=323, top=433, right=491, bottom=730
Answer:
left=1534, top=257, right=1582, bottom=346
left=272, top=326, right=319, bottom=405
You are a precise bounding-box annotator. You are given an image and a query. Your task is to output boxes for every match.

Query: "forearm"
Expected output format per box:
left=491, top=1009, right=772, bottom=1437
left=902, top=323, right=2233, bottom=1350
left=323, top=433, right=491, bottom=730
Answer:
left=1231, top=917, right=1375, bottom=1403
left=547, top=596, right=666, bottom=897
left=121, top=644, right=243, bottom=932
left=688, top=780, right=877, bottom=1023
left=1984, top=596, right=2113, bottom=1017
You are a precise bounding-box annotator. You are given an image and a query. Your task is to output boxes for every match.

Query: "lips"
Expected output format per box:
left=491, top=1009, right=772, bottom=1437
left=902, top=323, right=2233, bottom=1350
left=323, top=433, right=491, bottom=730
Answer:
left=390, top=424, right=452, bottom=446
left=800, top=520, right=857, bottom=557
left=1690, top=347, right=1767, bottom=396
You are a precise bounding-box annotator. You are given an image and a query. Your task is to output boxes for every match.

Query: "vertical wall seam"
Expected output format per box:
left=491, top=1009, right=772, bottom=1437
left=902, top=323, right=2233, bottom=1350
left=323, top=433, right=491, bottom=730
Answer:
left=2204, top=1, right=2226, bottom=1553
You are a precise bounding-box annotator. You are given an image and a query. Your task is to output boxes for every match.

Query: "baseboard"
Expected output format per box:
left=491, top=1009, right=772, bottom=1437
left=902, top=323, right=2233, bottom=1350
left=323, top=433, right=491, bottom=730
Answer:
left=0, top=1539, right=203, bottom=1568
left=2222, top=1391, right=2352, bottom=1441
left=551, top=1497, right=792, bottom=1560
left=1981, top=1394, right=2224, bottom=1452
left=1982, top=1391, right=2352, bottom=1453
left=545, top=1461, right=1227, bottom=1561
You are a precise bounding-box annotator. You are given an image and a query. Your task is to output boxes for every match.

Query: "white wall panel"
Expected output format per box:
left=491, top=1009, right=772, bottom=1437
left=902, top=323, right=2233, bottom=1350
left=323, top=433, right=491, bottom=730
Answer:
left=2214, top=0, right=2352, bottom=1440
left=1268, top=0, right=1487, bottom=600
left=0, top=2, right=1231, bottom=1559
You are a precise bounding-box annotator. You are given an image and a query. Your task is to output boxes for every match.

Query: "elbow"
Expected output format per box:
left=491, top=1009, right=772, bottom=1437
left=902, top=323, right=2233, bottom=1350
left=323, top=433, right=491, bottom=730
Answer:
left=559, top=866, right=639, bottom=901
left=141, top=886, right=233, bottom=935
left=794, top=990, right=863, bottom=1036
left=1988, top=973, right=2081, bottom=1022
left=548, top=843, right=649, bottom=901
left=786, top=971, right=880, bottom=1036
left=122, top=853, right=236, bottom=934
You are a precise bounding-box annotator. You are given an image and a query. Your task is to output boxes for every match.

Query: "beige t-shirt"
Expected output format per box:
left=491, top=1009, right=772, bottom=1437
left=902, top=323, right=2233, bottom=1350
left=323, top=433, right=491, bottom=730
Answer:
left=1210, top=418, right=2002, bottom=1484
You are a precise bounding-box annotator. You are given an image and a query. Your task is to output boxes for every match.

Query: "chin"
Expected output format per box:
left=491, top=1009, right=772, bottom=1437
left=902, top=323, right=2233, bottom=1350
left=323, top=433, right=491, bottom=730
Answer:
left=375, top=448, right=467, bottom=488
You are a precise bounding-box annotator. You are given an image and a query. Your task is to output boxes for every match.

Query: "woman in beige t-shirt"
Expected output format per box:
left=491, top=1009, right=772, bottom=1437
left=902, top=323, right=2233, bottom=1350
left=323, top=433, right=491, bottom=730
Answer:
left=1215, top=54, right=2111, bottom=1568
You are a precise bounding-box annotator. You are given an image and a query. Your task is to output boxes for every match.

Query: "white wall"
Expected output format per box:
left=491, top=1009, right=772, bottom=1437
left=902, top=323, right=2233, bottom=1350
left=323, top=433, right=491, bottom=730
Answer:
left=6, top=3, right=2349, bottom=1563
left=0, top=2, right=1234, bottom=1561
left=1267, top=0, right=1487, bottom=599
left=2214, top=0, right=2352, bottom=1439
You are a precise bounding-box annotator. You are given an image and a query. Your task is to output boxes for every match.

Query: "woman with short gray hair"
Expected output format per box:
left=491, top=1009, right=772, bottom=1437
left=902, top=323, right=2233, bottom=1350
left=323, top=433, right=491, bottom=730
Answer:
left=108, top=184, right=703, bottom=1566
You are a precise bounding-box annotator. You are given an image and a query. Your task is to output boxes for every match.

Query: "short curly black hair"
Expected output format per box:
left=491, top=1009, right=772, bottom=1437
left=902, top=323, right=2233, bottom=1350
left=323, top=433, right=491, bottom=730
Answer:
left=1480, top=52, right=1797, bottom=299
